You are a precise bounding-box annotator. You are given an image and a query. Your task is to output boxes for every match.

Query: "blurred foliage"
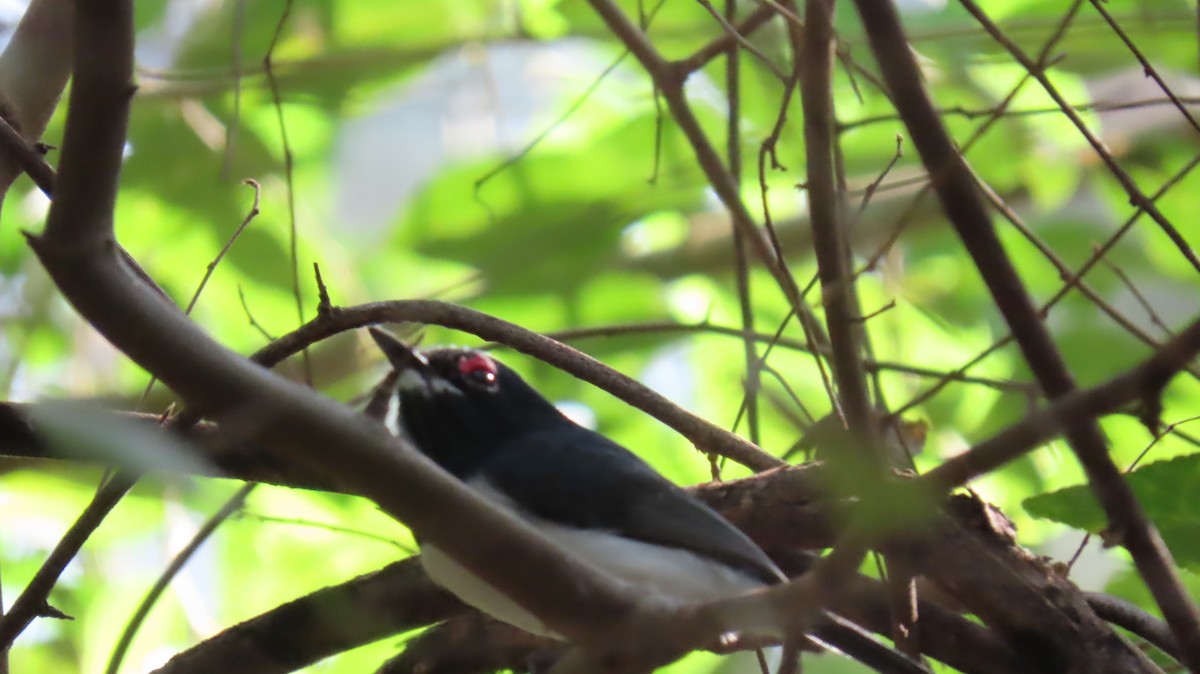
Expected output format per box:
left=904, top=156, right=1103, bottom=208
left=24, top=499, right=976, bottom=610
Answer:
left=0, top=0, right=1198, bottom=672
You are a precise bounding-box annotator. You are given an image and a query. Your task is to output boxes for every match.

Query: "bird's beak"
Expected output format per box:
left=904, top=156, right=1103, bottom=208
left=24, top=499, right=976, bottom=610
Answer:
left=368, top=327, right=431, bottom=375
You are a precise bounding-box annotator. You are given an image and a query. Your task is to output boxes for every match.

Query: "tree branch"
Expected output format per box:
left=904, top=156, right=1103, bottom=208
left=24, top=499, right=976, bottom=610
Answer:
left=152, top=559, right=466, bottom=674
left=251, top=300, right=784, bottom=472
left=0, top=472, right=136, bottom=649
left=0, top=0, right=73, bottom=205
left=7, top=307, right=1200, bottom=504
left=152, top=475, right=1153, bottom=674
left=587, top=0, right=833, bottom=356
left=922, top=313, right=1200, bottom=491
left=849, top=0, right=1200, bottom=666
left=799, top=0, right=875, bottom=440
left=29, top=0, right=645, bottom=651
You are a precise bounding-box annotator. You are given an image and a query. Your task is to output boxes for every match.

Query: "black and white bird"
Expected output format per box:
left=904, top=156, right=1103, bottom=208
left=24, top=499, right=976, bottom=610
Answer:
left=368, top=328, right=926, bottom=673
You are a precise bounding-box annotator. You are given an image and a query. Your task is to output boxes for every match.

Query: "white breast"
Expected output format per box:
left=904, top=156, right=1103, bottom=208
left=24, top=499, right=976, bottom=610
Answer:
left=420, top=478, right=765, bottom=638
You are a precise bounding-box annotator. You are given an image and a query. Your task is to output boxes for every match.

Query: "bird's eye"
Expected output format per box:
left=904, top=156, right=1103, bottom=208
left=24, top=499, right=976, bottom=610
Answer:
left=457, top=353, right=498, bottom=386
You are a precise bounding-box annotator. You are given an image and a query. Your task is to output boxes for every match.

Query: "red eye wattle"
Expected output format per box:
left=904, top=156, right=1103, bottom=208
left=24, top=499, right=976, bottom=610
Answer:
left=458, top=353, right=498, bottom=384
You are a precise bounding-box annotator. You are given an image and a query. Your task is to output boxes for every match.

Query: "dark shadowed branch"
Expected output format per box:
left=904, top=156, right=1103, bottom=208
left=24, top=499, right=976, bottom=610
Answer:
left=850, top=0, right=1200, bottom=665
left=252, top=300, right=784, bottom=471
left=152, top=467, right=1163, bottom=674
left=799, top=0, right=876, bottom=445
left=0, top=471, right=137, bottom=649
left=27, top=0, right=649, bottom=654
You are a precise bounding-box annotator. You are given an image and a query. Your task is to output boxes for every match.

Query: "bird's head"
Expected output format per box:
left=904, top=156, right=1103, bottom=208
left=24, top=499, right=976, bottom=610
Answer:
left=368, top=328, right=567, bottom=478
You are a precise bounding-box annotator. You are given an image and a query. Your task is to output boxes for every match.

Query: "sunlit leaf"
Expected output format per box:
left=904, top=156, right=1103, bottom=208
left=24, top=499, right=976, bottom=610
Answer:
left=1024, top=454, right=1200, bottom=571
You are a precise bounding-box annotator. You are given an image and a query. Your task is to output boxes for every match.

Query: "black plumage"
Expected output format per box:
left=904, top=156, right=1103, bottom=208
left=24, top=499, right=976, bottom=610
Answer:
left=368, top=329, right=928, bottom=674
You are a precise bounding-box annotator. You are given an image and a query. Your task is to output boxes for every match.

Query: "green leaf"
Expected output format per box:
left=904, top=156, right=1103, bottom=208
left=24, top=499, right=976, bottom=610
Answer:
left=1024, top=454, right=1200, bottom=570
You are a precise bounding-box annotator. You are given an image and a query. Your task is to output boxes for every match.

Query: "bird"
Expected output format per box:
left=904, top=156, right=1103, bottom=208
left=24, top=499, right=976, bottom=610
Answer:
left=367, top=328, right=927, bottom=673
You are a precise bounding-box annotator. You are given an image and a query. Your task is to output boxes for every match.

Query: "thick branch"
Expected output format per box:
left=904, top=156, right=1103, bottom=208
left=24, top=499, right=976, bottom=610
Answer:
left=32, top=0, right=642, bottom=650
left=849, top=0, right=1200, bottom=666
left=799, top=0, right=875, bottom=437
left=153, top=559, right=466, bottom=674
left=6, top=393, right=1181, bottom=673
left=7, top=310, right=1200, bottom=498
left=151, top=477, right=1147, bottom=674
left=887, top=495, right=1162, bottom=674
left=0, top=0, right=73, bottom=202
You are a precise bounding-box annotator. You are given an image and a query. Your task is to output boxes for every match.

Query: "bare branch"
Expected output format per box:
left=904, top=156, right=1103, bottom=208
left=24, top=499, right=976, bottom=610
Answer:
left=587, top=0, right=832, bottom=362
left=678, top=3, right=777, bottom=73
left=800, top=0, right=876, bottom=445
left=959, top=0, right=1200, bottom=276
left=0, top=0, right=74, bottom=203
left=0, top=473, right=137, bottom=649
left=723, top=0, right=763, bottom=447
left=105, top=484, right=257, bottom=674
left=152, top=559, right=465, bottom=674
left=250, top=300, right=784, bottom=471
left=923, top=314, right=1200, bottom=492
left=1086, top=0, right=1200, bottom=136
left=29, top=0, right=646, bottom=650
left=261, top=1, right=314, bottom=387
left=0, top=113, right=55, bottom=194
left=851, top=0, right=1200, bottom=662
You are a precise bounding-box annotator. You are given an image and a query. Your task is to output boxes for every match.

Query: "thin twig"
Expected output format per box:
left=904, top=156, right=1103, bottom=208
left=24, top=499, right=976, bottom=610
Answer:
left=262, top=0, right=311, bottom=386
left=724, top=0, right=762, bottom=446
left=800, top=0, right=877, bottom=446
left=839, top=95, right=1200, bottom=132
left=545, top=320, right=1034, bottom=392
left=0, top=472, right=138, bottom=649
left=679, top=3, right=777, bottom=73
left=237, top=511, right=413, bottom=553
left=977, top=180, right=1181, bottom=360
left=1087, top=0, right=1200, bottom=136
left=847, top=135, right=903, bottom=231
left=694, top=0, right=787, bottom=80
left=135, top=179, right=262, bottom=408
left=220, top=0, right=246, bottom=179
left=237, top=285, right=275, bottom=341
left=187, top=180, right=262, bottom=315
left=104, top=483, right=257, bottom=674
left=960, top=0, right=1200, bottom=276
left=850, top=300, right=895, bottom=324
left=473, top=51, right=629, bottom=193
left=1098, top=252, right=1173, bottom=337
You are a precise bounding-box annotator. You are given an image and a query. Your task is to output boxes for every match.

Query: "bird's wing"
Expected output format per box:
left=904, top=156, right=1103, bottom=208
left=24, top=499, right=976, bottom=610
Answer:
left=480, top=427, right=785, bottom=585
